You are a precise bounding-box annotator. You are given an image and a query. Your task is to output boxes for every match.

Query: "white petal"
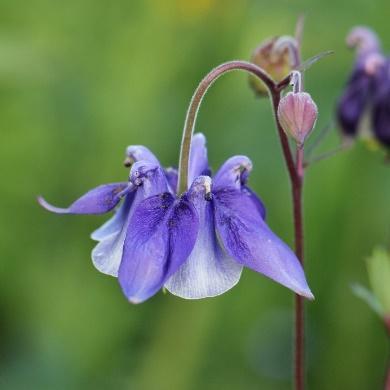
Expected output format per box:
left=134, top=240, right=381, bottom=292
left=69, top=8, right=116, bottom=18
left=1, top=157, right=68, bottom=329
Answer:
left=91, top=227, right=127, bottom=277
left=91, top=167, right=169, bottom=277
left=164, top=200, right=242, bottom=299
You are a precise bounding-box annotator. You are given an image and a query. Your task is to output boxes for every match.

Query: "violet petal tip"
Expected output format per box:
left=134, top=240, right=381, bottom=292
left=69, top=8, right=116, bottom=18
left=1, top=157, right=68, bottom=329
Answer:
left=37, top=196, right=69, bottom=214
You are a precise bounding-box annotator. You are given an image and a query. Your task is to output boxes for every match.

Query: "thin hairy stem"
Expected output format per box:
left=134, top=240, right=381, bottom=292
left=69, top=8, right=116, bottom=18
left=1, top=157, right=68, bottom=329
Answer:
left=291, top=71, right=303, bottom=93
left=177, top=61, right=274, bottom=194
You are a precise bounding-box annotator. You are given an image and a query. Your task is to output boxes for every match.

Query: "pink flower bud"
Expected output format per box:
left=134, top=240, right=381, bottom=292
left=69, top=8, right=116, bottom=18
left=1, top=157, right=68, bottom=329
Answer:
left=277, top=92, right=318, bottom=146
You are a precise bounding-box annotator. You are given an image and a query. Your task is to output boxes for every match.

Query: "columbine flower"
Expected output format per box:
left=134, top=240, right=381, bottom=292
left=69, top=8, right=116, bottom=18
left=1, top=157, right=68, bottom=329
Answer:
left=337, top=26, right=390, bottom=150
left=39, top=133, right=313, bottom=303
left=120, top=142, right=313, bottom=302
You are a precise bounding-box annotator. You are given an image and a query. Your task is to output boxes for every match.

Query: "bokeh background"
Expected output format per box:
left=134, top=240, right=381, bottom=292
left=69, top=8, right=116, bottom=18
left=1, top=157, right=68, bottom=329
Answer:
left=1, top=0, right=390, bottom=389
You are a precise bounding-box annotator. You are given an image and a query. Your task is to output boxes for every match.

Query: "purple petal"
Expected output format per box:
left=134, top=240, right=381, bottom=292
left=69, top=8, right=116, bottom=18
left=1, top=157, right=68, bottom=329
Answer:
left=372, top=60, right=390, bottom=148
left=337, top=61, right=374, bottom=137
left=38, top=182, right=129, bottom=215
left=119, top=193, right=199, bottom=303
left=188, top=133, right=210, bottom=186
left=165, top=176, right=243, bottom=299
left=213, top=189, right=313, bottom=299
left=125, top=145, right=160, bottom=166
left=213, top=155, right=253, bottom=190
left=91, top=193, right=135, bottom=241
left=346, top=26, right=381, bottom=54
left=91, top=162, right=170, bottom=276
left=242, top=186, right=266, bottom=220
left=129, top=161, right=169, bottom=191
left=213, top=155, right=266, bottom=219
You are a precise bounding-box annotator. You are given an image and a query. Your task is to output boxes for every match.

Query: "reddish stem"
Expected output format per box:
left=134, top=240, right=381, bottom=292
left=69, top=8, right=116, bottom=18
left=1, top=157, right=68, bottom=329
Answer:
left=271, top=90, right=305, bottom=390
left=271, top=92, right=297, bottom=183
left=293, top=148, right=305, bottom=390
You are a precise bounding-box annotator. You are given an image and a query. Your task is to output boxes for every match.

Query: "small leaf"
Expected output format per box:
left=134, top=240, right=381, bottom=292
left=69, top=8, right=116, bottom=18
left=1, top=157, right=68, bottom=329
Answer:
left=351, top=283, right=384, bottom=317
left=297, top=50, right=334, bottom=72
left=367, top=247, right=390, bottom=314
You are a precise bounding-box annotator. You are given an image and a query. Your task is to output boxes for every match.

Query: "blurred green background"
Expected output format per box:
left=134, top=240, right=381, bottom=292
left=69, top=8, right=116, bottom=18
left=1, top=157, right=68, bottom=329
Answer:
left=1, top=0, right=390, bottom=389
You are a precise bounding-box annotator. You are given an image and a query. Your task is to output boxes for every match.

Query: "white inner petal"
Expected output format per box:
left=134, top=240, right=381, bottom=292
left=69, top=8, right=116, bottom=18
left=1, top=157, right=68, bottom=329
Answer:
left=164, top=202, right=242, bottom=299
left=90, top=172, right=167, bottom=278
left=91, top=222, right=128, bottom=277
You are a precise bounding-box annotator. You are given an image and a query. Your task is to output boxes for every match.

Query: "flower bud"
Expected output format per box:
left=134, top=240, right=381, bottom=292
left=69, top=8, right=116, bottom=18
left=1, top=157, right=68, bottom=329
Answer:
left=277, top=92, right=318, bottom=146
left=249, top=36, right=294, bottom=96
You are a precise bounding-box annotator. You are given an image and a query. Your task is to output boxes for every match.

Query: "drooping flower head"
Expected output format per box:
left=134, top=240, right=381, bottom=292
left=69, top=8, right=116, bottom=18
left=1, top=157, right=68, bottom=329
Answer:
left=39, top=133, right=313, bottom=303
left=337, top=26, right=390, bottom=151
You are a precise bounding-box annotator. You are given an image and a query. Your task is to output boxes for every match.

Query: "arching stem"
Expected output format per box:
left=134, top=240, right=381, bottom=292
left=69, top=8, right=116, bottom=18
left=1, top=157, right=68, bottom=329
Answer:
left=291, top=70, right=303, bottom=93
left=177, top=61, right=275, bottom=194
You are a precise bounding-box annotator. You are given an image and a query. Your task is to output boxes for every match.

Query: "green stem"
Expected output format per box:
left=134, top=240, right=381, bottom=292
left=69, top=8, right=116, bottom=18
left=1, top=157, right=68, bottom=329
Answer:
left=177, top=61, right=275, bottom=194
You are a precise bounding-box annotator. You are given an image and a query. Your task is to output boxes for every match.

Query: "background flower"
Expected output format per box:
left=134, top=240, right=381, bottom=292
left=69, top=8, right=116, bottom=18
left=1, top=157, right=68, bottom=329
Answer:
left=337, top=26, right=390, bottom=151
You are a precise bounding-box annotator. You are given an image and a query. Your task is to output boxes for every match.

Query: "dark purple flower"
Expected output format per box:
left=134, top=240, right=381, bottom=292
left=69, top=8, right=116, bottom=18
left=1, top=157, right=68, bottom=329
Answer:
left=337, top=57, right=377, bottom=138
left=337, top=26, right=390, bottom=150
left=372, top=59, right=390, bottom=149
left=39, top=133, right=313, bottom=303
left=337, top=27, right=384, bottom=139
